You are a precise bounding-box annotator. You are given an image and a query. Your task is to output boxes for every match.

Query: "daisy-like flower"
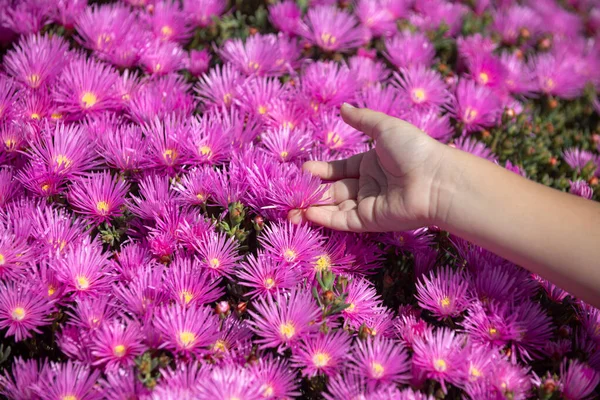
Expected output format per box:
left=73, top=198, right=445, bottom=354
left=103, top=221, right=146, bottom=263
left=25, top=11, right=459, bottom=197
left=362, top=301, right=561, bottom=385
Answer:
left=466, top=54, right=508, bottom=92
left=355, top=0, right=397, bottom=38
left=0, top=280, right=53, bottom=342
left=54, top=241, right=112, bottom=298
left=220, top=34, right=282, bottom=77
left=0, top=77, right=20, bottom=123
left=534, top=54, right=587, bottom=99
left=300, top=61, right=358, bottom=112
left=138, top=39, right=185, bottom=76
left=341, top=278, right=384, bottom=329
left=172, top=167, right=215, bottom=207
left=406, top=110, right=454, bottom=143
left=449, top=80, right=502, bottom=133
left=237, top=252, right=300, bottom=298
left=265, top=99, right=308, bottom=131
left=267, top=164, right=329, bottom=214
left=154, top=303, right=220, bottom=356
left=411, top=0, right=467, bottom=37
left=0, top=168, right=22, bottom=207
left=393, top=66, right=450, bottom=112
left=15, top=90, right=53, bottom=125
left=32, top=206, right=88, bottom=255
left=52, top=57, right=120, bottom=119
left=259, top=221, right=323, bottom=266
left=560, top=359, right=600, bottom=400
left=113, top=264, right=168, bottom=318
left=393, top=315, right=433, bottom=350
left=154, top=362, right=206, bottom=398
left=4, top=33, right=69, bottom=90
left=350, top=336, right=410, bottom=388
left=100, top=368, right=149, bottom=400
left=144, top=0, right=192, bottom=44
left=492, top=6, right=542, bottom=46
left=261, top=126, right=312, bottom=163
left=75, top=3, right=135, bottom=55
left=415, top=266, right=471, bottom=320
left=0, top=223, right=31, bottom=279
left=299, top=5, right=364, bottom=52
left=356, top=84, right=403, bottom=117
left=269, top=0, right=302, bottom=36
left=195, top=64, right=244, bottom=110
left=164, top=257, right=224, bottom=307
left=292, top=331, right=352, bottom=377
left=253, top=356, right=301, bottom=399
left=324, top=373, right=370, bottom=400
left=236, top=77, right=286, bottom=119
left=500, top=52, right=537, bottom=96
left=67, top=296, right=116, bottom=331
left=194, top=232, right=241, bottom=279
left=183, top=0, right=227, bottom=28
left=197, top=365, right=263, bottom=400
left=185, top=49, right=211, bottom=77
left=248, top=286, right=321, bottom=351
left=462, top=300, right=519, bottom=350
left=312, top=110, right=366, bottom=153
left=452, top=137, right=497, bottom=162
left=349, top=55, right=390, bottom=89
left=384, top=30, right=435, bottom=70
left=412, top=328, right=467, bottom=393
left=483, top=358, right=532, bottom=400
left=304, top=231, right=355, bottom=279
left=569, top=180, right=594, bottom=200
left=32, top=360, right=101, bottom=400
left=2, top=0, right=50, bottom=35
left=512, top=300, right=554, bottom=361
left=563, top=148, right=596, bottom=172
left=0, top=357, right=48, bottom=400
left=143, top=115, right=190, bottom=176
left=91, top=319, right=147, bottom=371
left=68, top=172, right=129, bottom=225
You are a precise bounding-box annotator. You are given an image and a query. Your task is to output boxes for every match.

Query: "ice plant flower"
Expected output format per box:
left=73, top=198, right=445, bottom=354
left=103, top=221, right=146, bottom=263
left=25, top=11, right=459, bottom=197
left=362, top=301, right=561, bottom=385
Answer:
left=154, top=303, right=220, bottom=356
left=299, top=6, right=364, bottom=53
left=560, top=359, right=600, bottom=400
left=0, top=357, right=48, bottom=400
left=269, top=0, right=302, bottom=36
left=449, top=80, right=502, bottom=133
left=91, top=319, right=147, bottom=371
left=164, top=257, right=224, bottom=307
left=393, top=67, right=450, bottom=112
left=220, top=34, right=282, bottom=77
left=32, top=360, right=101, bottom=400
left=237, top=252, right=300, bottom=298
left=259, top=221, right=323, bottom=267
left=416, top=266, right=472, bottom=320
left=292, top=331, right=352, bottom=377
left=350, top=336, right=410, bottom=388
left=183, top=0, right=227, bottom=28
left=68, top=172, right=129, bottom=225
left=195, top=231, right=242, bottom=279
left=0, top=280, right=53, bottom=342
left=54, top=241, right=112, bottom=298
left=248, top=286, right=321, bottom=351
left=252, top=356, right=301, bottom=399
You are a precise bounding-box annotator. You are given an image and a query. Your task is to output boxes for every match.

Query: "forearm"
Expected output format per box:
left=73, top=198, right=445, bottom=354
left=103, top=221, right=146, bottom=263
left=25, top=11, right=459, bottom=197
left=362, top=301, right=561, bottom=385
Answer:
left=434, top=147, right=600, bottom=307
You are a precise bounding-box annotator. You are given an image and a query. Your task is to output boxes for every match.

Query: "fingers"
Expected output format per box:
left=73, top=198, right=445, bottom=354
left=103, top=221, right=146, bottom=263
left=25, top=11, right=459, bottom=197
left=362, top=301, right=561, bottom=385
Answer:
left=304, top=206, right=366, bottom=232
left=340, top=104, right=400, bottom=140
left=321, top=179, right=359, bottom=204
left=303, top=152, right=365, bottom=180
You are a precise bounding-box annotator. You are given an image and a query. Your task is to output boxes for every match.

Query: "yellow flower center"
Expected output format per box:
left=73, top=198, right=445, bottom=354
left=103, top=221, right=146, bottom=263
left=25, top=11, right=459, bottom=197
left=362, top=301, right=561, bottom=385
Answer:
left=280, top=150, right=289, bottom=160
left=41, top=183, right=50, bottom=192
left=12, top=307, right=25, bottom=321
left=264, top=277, right=275, bottom=289
left=279, top=321, right=296, bottom=339
left=282, top=121, right=295, bottom=129
left=223, top=93, right=232, bottom=106
left=161, top=25, right=174, bottom=38
left=320, top=32, right=337, bottom=47
left=326, top=131, right=343, bottom=149
left=470, top=366, right=482, bottom=378
left=51, top=112, right=63, bottom=120
left=199, top=145, right=212, bottom=156
left=62, top=396, right=77, bottom=400
left=312, top=352, right=331, bottom=367
left=479, top=72, right=490, bottom=85
left=76, top=275, right=90, bottom=290
left=261, top=384, right=274, bottom=397
left=439, top=297, right=451, bottom=308
left=28, top=74, right=41, bottom=88
left=179, top=331, right=196, bottom=348
left=371, top=362, right=385, bottom=378
left=31, top=113, right=41, bottom=120
left=113, top=344, right=126, bottom=357
left=0, top=253, right=5, bottom=265
left=258, top=105, right=268, bottom=115
left=464, top=107, right=478, bottom=123
left=213, top=339, right=228, bottom=352
left=48, top=285, right=56, bottom=296
left=154, top=63, right=162, bottom=73
left=55, top=154, right=72, bottom=169
left=96, top=201, right=110, bottom=214
left=180, top=290, right=194, bottom=304
left=209, top=258, right=220, bottom=269
left=4, top=138, right=15, bottom=150
left=489, top=327, right=498, bottom=336
left=248, top=61, right=260, bottom=71
left=283, top=249, right=297, bottom=262
left=346, top=303, right=356, bottom=313
left=412, top=88, right=427, bottom=103
left=314, top=255, right=331, bottom=272
left=543, top=78, right=555, bottom=91
left=162, top=148, right=178, bottom=164
left=434, top=358, right=447, bottom=372
left=97, top=32, right=112, bottom=47
left=81, top=92, right=98, bottom=109
left=196, top=193, right=205, bottom=202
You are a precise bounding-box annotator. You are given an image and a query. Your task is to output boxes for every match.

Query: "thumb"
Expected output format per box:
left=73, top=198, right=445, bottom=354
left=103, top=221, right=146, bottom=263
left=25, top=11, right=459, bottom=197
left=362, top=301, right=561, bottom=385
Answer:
left=340, top=104, right=400, bottom=140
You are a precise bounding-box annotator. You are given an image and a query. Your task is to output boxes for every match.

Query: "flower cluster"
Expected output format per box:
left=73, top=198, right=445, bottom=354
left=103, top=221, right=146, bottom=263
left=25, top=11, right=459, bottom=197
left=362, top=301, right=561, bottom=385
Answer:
left=0, top=0, right=599, bottom=399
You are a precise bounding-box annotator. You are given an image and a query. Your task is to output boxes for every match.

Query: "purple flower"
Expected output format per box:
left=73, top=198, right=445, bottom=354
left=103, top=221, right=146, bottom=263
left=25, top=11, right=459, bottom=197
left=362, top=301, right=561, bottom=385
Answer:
left=406, top=110, right=454, bottom=143
left=355, top=0, right=398, bottom=38
left=0, top=280, right=53, bottom=342
left=143, top=0, right=192, bottom=44
left=195, top=64, right=244, bottom=109
left=312, top=110, right=366, bottom=152
left=300, top=61, right=358, bottom=112
left=341, top=278, right=383, bottom=329
left=292, top=330, right=352, bottom=377
left=32, top=361, right=102, bottom=400
left=449, top=79, right=502, bottom=133
left=416, top=266, right=471, bottom=320
left=221, top=34, right=283, bottom=77
left=452, top=137, right=497, bottom=162
left=570, top=180, right=594, bottom=200
left=350, top=336, right=411, bottom=388
left=411, top=0, right=468, bottom=37
left=356, top=84, right=403, bottom=117
left=412, top=328, right=467, bottom=393
left=75, top=4, right=136, bottom=56
left=185, top=49, right=211, bottom=77
left=259, top=221, right=323, bottom=267
left=561, top=359, right=600, bottom=400
left=237, top=252, right=300, bottom=298
left=68, top=172, right=129, bottom=225
left=269, top=1, right=302, bottom=36
left=91, top=319, right=147, bottom=371
left=299, top=6, right=364, bottom=53
left=492, top=6, right=542, bottom=45
left=467, top=53, right=508, bottom=92
left=164, top=256, right=224, bottom=307
left=248, top=286, right=321, bottom=351
left=67, top=296, right=116, bottom=331
left=563, top=148, right=596, bottom=172
left=54, top=241, right=112, bottom=298
left=195, top=231, right=242, bottom=279
left=138, top=39, right=185, bottom=76
left=384, top=30, right=435, bottom=70
left=534, top=53, right=587, bottom=99
left=98, top=123, right=147, bottom=173
left=183, top=0, right=227, bottom=28
left=0, top=357, right=48, bottom=400
left=252, top=356, right=301, bottom=399
left=143, top=115, right=190, bottom=176
left=197, top=365, right=263, bottom=400
left=393, top=66, right=450, bottom=112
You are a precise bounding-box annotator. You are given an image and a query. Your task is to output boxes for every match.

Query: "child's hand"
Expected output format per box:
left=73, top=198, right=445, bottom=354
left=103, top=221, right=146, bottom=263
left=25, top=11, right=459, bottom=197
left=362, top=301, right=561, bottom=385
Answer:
left=289, top=105, right=451, bottom=232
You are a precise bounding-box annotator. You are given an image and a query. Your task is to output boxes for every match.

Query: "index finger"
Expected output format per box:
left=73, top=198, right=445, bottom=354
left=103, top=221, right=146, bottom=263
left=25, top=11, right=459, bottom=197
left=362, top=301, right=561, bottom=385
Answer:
left=303, top=152, right=366, bottom=180
left=340, top=104, right=399, bottom=140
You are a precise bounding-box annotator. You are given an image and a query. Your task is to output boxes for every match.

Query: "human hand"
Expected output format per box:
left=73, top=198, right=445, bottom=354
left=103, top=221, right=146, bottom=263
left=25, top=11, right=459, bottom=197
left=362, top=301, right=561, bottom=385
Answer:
left=289, top=104, right=452, bottom=232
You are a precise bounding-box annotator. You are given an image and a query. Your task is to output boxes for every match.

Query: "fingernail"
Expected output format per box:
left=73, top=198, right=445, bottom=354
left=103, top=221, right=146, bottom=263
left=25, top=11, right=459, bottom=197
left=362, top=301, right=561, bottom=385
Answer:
left=342, top=102, right=355, bottom=109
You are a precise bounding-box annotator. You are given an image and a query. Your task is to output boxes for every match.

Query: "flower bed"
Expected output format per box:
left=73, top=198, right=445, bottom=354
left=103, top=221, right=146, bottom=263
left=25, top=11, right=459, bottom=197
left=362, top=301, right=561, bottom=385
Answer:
left=0, top=0, right=599, bottom=399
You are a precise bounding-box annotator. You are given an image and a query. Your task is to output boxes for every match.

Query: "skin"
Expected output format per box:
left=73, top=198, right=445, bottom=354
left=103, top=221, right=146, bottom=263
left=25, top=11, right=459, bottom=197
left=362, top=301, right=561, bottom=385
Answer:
left=289, top=104, right=600, bottom=308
